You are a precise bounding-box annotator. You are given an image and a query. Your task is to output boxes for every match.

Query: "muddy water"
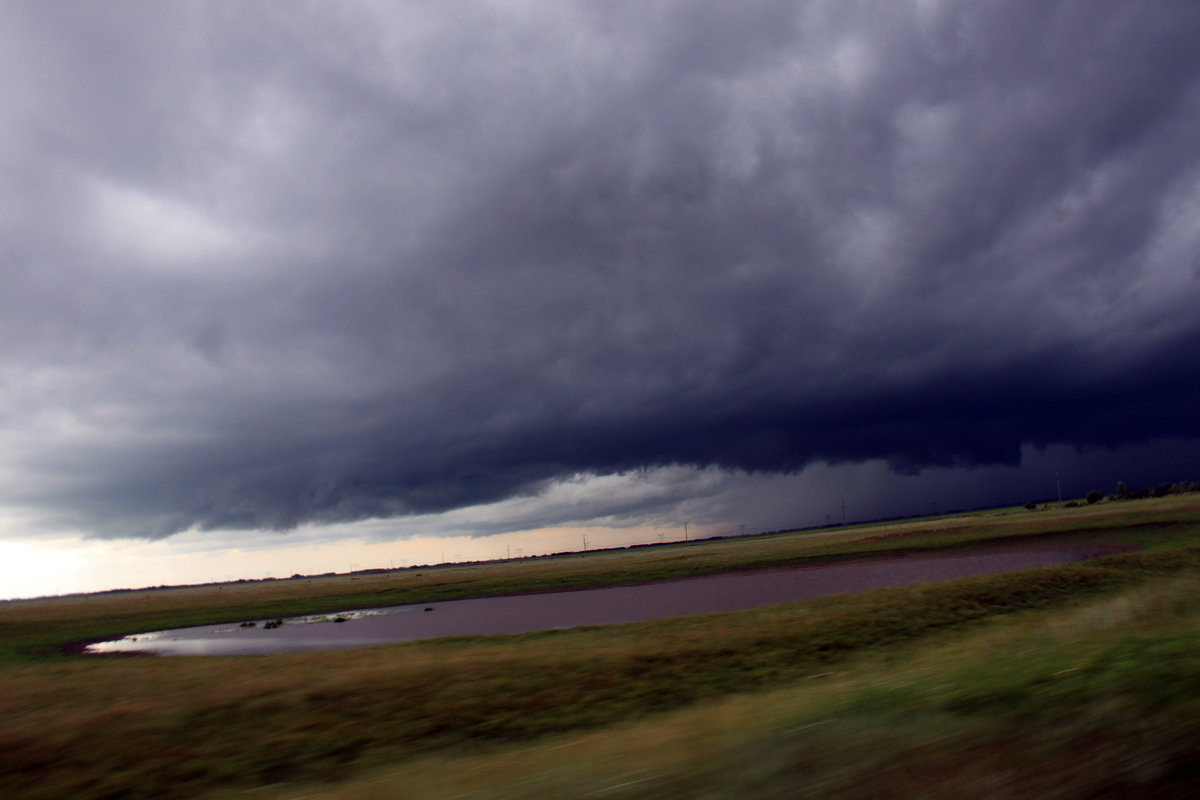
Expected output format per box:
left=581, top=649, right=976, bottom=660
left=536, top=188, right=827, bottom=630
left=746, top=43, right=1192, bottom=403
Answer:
left=86, top=544, right=1124, bottom=656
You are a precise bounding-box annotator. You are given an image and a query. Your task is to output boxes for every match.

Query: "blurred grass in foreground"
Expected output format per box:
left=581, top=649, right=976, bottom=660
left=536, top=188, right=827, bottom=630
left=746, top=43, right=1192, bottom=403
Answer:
left=239, top=571, right=1200, bottom=800
left=1, top=496, right=1198, bottom=798
left=2, top=547, right=1197, bottom=799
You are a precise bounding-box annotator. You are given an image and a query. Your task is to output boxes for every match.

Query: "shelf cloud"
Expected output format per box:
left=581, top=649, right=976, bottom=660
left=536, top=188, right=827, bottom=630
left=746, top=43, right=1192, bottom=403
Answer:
left=2, top=0, right=1199, bottom=540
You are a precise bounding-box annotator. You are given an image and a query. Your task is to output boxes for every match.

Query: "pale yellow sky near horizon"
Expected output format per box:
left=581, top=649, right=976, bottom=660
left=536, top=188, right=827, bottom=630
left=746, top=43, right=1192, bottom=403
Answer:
left=0, top=521, right=706, bottom=601
left=1, top=442, right=1176, bottom=601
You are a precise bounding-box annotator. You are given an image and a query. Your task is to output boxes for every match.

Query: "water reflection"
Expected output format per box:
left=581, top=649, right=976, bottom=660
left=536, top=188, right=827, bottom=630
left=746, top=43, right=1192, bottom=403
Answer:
left=87, top=544, right=1122, bottom=656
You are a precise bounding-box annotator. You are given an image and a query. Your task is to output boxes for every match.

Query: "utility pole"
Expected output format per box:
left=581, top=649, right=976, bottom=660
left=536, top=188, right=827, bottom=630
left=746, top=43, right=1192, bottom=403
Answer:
left=684, top=521, right=689, bottom=541
left=740, top=523, right=746, bottom=537
left=1056, top=472, right=1063, bottom=503
left=841, top=500, right=846, bottom=525
left=582, top=534, right=588, bottom=552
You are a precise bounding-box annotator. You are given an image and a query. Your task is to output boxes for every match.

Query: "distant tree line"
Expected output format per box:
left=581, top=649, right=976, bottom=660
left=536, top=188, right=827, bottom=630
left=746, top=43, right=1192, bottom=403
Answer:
left=1108, top=480, right=1200, bottom=501
left=1034, top=480, right=1200, bottom=510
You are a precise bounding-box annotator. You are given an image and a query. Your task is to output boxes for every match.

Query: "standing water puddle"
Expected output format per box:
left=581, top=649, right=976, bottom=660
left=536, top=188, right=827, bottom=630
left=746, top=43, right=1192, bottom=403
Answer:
left=86, top=544, right=1125, bottom=656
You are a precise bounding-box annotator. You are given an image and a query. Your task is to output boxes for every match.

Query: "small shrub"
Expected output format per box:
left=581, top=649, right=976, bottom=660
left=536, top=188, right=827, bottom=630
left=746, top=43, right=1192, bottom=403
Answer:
left=1086, top=490, right=1103, bottom=505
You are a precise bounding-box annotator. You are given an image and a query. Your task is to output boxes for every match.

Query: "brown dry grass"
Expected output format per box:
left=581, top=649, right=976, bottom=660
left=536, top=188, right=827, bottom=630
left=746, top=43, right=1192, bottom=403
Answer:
left=6, top=495, right=1196, bottom=644
left=2, top=495, right=1199, bottom=799
left=236, top=572, right=1200, bottom=800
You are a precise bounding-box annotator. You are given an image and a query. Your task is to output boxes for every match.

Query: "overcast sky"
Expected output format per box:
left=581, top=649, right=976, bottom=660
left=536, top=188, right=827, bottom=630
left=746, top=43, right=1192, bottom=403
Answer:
left=2, top=1, right=1200, bottom=598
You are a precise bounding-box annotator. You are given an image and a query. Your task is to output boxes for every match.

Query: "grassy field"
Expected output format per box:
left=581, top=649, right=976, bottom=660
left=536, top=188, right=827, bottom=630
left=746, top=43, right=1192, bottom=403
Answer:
left=5, top=497, right=1197, bottom=663
left=2, top=496, right=1199, bottom=798
left=238, top=569, right=1200, bottom=800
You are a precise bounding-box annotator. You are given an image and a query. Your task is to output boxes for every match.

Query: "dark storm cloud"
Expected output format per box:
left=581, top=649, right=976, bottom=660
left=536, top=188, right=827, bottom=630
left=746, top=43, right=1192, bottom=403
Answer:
left=2, top=0, right=1199, bottom=539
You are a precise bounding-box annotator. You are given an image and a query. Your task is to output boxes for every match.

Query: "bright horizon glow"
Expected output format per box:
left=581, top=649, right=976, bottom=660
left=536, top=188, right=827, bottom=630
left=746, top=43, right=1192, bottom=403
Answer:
left=0, top=539, right=88, bottom=600
left=2, top=441, right=1191, bottom=602
left=0, top=522, right=712, bottom=602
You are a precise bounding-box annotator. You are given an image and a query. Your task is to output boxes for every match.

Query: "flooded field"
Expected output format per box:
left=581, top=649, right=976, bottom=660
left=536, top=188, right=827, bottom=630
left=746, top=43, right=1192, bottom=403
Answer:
left=87, top=543, right=1125, bottom=656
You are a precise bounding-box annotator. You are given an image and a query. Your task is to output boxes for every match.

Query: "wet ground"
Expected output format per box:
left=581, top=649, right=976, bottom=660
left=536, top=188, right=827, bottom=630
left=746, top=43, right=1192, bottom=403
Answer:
left=86, top=543, right=1126, bottom=656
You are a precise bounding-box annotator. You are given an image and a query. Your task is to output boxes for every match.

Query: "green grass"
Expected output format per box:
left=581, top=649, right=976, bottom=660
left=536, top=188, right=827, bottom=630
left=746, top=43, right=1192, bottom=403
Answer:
left=1, top=495, right=1199, bottom=798
left=4, top=495, right=1197, bottom=664
left=265, top=572, right=1200, bottom=800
